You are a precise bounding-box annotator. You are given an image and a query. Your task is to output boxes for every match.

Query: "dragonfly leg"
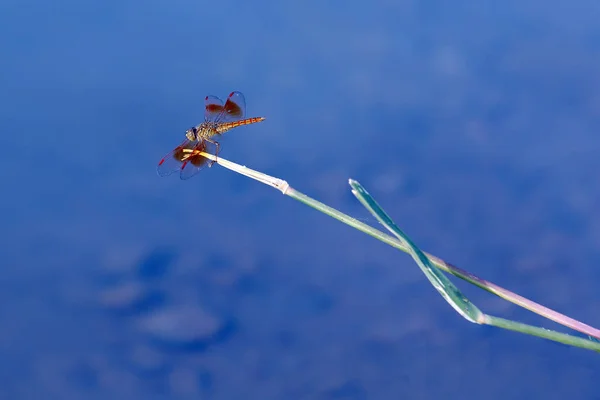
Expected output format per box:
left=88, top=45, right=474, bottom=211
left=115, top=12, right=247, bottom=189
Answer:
left=205, top=138, right=221, bottom=167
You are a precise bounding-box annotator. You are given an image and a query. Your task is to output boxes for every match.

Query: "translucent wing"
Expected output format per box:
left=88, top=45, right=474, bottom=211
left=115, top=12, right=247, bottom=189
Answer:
left=157, top=139, right=211, bottom=179
left=204, top=95, right=225, bottom=122
left=179, top=140, right=217, bottom=180
left=157, top=139, right=194, bottom=177
left=221, top=91, right=246, bottom=122
left=204, top=91, right=247, bottom=124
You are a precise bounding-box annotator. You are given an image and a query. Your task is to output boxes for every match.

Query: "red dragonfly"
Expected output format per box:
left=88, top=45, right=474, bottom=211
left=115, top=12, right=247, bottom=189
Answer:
left=157, top=91, right=265, bottom=180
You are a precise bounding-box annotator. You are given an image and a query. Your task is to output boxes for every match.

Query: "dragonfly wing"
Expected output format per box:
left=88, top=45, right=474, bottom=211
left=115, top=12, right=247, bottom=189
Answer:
left=205, top=91, right=247, bottom=124
left=179, top=141, right=216, bottom=180
left=205, top=95, right=225, bottom=122
left=221, top=91, right=246, bottom=122
left=157, top=139, right=195, bottom=177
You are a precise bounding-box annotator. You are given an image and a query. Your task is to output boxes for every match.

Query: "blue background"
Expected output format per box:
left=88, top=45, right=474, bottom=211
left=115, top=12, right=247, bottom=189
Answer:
left=1, top=0, right=600, bottom=398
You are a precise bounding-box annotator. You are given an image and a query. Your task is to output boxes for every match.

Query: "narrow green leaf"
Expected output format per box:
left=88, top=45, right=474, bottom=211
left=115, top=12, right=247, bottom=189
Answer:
left=349, top=179, right=484, bottom=323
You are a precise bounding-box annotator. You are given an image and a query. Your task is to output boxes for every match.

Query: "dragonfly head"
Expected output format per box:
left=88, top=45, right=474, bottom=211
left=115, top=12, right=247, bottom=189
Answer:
left=185, top=126, right=198, bottom=141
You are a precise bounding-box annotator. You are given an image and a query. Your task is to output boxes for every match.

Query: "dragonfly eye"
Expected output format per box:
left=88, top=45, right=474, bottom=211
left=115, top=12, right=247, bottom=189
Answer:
left=185, top=128, right=196, bottom=141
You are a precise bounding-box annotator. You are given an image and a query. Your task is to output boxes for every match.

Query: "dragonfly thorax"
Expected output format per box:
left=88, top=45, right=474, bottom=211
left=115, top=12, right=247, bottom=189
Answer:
left=185, top=122, right=220, bottom=141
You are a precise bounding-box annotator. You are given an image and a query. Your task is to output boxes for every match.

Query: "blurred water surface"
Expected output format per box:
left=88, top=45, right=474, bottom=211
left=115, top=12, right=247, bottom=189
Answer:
left=1, top=0, right=600, bottom=398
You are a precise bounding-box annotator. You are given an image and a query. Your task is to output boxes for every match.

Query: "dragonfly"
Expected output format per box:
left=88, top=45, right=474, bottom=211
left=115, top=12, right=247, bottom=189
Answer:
left=157, top=91, right=265, bottom=180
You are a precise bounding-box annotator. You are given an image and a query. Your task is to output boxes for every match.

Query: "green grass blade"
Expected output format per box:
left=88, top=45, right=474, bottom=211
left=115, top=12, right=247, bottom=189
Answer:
left=348, top=179, right=484, bottom=324
left=483, top=315, right=600, bottom=352
left=285, top=186, right=600, bottom=340
left=347, top=180, right=600, bottom=351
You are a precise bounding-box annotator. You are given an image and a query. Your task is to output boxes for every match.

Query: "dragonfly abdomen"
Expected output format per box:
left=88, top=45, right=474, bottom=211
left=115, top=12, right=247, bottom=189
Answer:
left=217, top=117, right=265, bottom=134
